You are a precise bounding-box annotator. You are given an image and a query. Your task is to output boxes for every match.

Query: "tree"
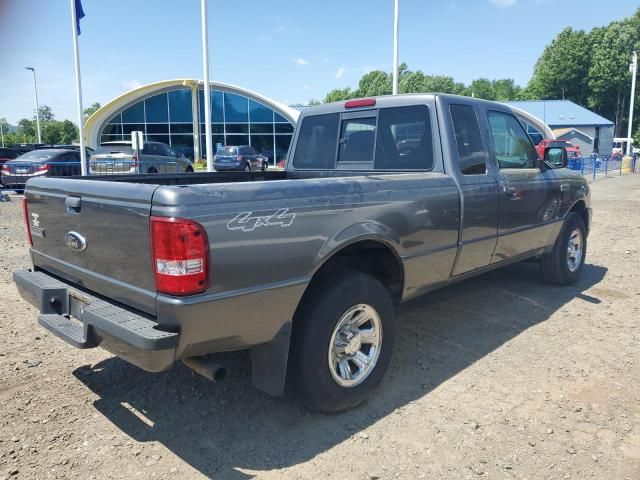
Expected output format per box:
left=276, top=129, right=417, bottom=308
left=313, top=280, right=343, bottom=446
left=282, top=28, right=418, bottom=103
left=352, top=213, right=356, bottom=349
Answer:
left=525, top=28, right=592, bottom=104
left=37, top=105, right=55, bottom=122
left=42, top=120, right=78, bottom=145
left=357, top=70, right=392, bottom=97
left=468, top=78, right=496, bottom=100
left=308, top=99, right=321, bottom=106
left=84, top=102, right=101, bottom=118
left=492, top=79, right=522, bottom=101
left=324, top=87, right=355, bottom=103
left=587, top=14, right=640, bottom=136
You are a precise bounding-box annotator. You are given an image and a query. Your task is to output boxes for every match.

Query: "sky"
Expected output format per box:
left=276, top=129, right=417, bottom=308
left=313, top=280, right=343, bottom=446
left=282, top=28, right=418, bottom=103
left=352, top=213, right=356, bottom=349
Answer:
left=0, top=0, right=638, bottom=125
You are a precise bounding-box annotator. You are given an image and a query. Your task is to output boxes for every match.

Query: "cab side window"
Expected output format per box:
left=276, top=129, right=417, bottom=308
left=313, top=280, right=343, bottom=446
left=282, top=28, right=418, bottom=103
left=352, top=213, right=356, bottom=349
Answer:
left=292, top=113, right=339, bottom=169
left=488, top=111, right=537, bottom=169
left=374, top=105, right=433, bottom=170
left=450, top=104, right=487, bottom=175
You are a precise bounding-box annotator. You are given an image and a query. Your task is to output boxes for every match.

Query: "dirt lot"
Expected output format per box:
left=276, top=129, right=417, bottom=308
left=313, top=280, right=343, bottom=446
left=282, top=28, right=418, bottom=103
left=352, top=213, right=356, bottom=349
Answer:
left=1, top=175, right=639, bottom=480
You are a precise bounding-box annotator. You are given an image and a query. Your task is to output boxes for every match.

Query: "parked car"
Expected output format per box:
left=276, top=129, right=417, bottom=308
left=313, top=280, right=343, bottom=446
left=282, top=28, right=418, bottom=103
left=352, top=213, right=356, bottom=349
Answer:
left=1, top=148, right=80, bottom=193
left=14, top=94, right=591, bottom=412
left=0, top=147, right=20, bottom=166
left=89, top=141, right=194, bottom=175
left=214, top=145, right=269, bottom=172
left=49, top=144, right=94, bottom=158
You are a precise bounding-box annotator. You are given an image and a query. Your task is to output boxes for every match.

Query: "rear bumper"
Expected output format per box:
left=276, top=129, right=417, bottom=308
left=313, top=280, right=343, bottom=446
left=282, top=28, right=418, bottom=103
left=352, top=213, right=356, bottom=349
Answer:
left=13, top=269, right=178, bottom=372
left=214, top=164, right=242, bottom=171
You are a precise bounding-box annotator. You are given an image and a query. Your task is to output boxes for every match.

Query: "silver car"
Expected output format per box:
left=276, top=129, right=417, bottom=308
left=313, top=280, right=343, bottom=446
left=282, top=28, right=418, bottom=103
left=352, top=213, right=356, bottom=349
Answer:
left=89, top=141, right=194, bottom=175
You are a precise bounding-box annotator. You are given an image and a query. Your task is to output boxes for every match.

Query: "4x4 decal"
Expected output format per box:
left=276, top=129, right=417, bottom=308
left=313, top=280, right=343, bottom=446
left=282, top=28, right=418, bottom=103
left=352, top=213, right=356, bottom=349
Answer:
left=227, top=208, right=296, bottom=232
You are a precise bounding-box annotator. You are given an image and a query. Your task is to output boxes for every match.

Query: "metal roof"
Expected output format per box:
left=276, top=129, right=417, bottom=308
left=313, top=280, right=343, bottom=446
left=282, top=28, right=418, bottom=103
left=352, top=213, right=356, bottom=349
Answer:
left=505, top=100, right=613, bottom=127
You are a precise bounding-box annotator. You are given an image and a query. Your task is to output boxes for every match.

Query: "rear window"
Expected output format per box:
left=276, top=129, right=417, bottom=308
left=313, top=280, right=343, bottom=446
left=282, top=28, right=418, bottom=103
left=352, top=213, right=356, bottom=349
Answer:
left=217, top=147, right=238, bottom=156
left=15, top=150, right=57, bottom=161
left=93, top=145, right=134, bottom=155
left=292, top=113, right=339, bottom=169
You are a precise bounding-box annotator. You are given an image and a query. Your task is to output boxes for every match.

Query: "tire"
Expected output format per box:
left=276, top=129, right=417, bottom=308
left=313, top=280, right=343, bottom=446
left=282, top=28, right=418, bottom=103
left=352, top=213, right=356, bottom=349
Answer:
left=289, top=270, right=395, bottom=412
left=148, top=167, right=158, bottom=174
left=185, top=166, right=194, bottom=173
left=261, top=162, right=267, bottom=172
left=244, top=164, right=251, bottom=172
left=540, top=212, right=587, bottom=285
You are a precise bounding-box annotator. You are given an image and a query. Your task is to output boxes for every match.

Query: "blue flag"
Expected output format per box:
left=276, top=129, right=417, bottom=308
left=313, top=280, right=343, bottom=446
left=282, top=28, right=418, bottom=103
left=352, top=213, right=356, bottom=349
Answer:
left=75, top=0, right=85, bottom=35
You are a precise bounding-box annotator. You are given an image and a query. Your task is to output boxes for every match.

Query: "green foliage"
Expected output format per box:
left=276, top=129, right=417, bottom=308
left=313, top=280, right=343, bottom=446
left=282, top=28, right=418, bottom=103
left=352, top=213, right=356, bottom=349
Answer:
left=526, top=8, right=640, bottom=135
left=308, top=99, right=321, bottom=106
left=324, top=87, right=356, bottom=103
left=3, top=106, right=79, bottom=146
left=83, top=102, right=101, bottom=118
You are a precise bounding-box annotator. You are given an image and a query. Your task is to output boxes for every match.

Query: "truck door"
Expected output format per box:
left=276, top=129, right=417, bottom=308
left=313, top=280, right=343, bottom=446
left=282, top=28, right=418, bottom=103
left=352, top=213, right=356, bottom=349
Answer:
left=485, top=109, right=561, bottom=261
left=446, top=102, right=500, bottom=275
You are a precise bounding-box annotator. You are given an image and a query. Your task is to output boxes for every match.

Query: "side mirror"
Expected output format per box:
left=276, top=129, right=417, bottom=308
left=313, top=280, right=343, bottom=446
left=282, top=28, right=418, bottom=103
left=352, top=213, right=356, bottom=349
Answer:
left=543, top=147, right=567, bottom=169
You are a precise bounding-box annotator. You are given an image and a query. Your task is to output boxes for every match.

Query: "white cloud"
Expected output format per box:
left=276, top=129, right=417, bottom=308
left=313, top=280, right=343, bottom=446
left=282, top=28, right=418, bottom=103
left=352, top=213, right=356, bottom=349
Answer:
left=335, top=67, right=345, bottom=79
left=292, top=57, right=309, bottom=66
left=490, top=0, right=516, bottom=6
left=121, top=79, right=142, bottom=90
left=303, top=85, right=312, bottom=91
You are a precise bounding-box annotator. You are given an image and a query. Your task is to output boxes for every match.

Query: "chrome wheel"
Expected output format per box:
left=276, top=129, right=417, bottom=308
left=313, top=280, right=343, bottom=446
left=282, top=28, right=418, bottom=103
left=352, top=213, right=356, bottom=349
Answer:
left=566, top=228, right=583, bottom=272
left=328, top=304, right=383, bottom=388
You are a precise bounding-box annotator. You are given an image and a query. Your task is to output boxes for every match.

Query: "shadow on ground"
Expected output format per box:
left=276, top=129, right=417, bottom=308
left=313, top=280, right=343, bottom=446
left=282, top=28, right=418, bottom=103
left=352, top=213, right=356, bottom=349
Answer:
left=74, top=262, right=607, bottom=479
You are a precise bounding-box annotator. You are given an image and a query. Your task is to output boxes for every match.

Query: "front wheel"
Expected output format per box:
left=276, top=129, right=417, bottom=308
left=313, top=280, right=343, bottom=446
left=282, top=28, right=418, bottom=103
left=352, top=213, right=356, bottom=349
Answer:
left=540, top=212, right=587, bottom=285
left=289, top=270, right=395, bottom=412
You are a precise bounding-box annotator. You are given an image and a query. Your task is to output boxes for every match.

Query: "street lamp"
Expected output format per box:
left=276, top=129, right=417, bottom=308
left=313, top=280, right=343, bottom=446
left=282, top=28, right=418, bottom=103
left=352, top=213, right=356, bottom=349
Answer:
left=25, top=67, right=42, bottom=144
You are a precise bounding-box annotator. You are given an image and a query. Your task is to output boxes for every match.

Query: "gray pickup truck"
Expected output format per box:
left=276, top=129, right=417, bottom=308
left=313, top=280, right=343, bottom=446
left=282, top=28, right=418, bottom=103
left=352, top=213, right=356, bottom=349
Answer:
left=14, top=94, right=590, bottom=412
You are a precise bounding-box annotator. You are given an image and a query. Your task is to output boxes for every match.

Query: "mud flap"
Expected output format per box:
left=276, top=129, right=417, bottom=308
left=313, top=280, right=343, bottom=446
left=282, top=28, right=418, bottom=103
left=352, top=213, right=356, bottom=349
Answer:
left=250, top=320, right=292, bottom=396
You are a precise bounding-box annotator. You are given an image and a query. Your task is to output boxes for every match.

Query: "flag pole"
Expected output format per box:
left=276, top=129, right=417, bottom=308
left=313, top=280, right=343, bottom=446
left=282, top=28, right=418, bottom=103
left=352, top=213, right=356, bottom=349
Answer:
left=392, top=0, right=399, bottom=95
left=70, top=0, right=87, bottom=175
left=201, top=0, right=214, bottom=172
left=627, top=51, right=637, bottom=156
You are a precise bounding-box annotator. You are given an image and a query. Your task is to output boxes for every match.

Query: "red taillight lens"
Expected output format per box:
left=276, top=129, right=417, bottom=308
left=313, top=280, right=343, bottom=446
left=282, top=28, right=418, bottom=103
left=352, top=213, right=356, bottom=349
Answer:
left=150, top=216, right=209, bottom=296
left=37, top=163, right=50, bottom=173
left=2, top=165, right=10, bottom=174
left=22, top=197, right=33, bottom=246
left=345, top=98, right=376, bottom=109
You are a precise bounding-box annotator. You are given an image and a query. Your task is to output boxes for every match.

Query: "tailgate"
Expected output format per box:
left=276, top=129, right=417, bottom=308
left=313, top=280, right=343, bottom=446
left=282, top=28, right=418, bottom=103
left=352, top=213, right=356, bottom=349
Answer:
left=25, top=177, right=159, bottom=315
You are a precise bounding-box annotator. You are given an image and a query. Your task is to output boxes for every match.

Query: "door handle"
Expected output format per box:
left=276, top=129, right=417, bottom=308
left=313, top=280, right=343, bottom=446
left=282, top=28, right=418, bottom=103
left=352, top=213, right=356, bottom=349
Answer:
left=502, top=186, right=520, bottom=200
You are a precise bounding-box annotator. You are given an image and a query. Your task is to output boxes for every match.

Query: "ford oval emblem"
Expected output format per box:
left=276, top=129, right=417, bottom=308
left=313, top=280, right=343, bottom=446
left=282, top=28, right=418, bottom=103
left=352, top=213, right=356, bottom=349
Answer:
left=65, top=231, right=87, bottom=252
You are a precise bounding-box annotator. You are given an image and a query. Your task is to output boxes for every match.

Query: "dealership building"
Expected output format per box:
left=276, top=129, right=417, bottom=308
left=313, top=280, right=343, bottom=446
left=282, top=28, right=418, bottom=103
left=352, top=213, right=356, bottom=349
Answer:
left=84, top=79, right=300, bottom=165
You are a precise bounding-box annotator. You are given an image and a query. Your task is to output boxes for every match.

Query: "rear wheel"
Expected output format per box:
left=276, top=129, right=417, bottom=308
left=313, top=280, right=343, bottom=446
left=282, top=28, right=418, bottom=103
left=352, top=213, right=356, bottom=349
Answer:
left=289, top=270, right=395, bottom=412
left=185, top=166, right=194, bottom=173
left=540, top=212, right=587, bottom=285
left=244, top=164, right=251, bottom=172
left=261, top=162, right=267, bottom=172
left=148, top=167, right=158, bottom=174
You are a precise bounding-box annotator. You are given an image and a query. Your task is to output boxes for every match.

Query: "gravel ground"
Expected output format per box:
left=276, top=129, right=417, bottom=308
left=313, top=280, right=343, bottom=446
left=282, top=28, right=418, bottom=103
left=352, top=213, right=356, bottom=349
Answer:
left=1, top=175, right=639, bottom=480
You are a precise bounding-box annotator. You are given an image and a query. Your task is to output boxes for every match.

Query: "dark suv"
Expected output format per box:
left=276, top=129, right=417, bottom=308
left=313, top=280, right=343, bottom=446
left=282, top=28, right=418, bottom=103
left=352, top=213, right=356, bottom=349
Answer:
left=214, top=145, right=268, bottom=172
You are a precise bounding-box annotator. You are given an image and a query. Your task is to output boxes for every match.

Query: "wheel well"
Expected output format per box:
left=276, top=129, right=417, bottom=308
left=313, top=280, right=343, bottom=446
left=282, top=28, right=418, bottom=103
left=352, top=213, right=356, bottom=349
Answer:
left=311, top=240, right=404, bottom=302
left=570, top=200, right=589, bottom=231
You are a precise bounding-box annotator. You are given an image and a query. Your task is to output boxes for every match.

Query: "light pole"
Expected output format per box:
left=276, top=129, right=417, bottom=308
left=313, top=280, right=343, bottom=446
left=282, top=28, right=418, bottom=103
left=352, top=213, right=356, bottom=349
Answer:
left=627, top=51, right=637, bottom=156
left=25, top=67, right=42, bottom=144
left=392, top=0, right=399, bottom=95
left=0, top=122, right=4, bottom=148
left=201, top=0, right=214, bottom=172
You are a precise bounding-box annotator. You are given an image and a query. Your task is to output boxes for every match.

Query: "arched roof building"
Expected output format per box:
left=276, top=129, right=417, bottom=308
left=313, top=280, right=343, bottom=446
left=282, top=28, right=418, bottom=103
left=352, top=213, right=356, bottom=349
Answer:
left=84, top=79, right=300, bottom=164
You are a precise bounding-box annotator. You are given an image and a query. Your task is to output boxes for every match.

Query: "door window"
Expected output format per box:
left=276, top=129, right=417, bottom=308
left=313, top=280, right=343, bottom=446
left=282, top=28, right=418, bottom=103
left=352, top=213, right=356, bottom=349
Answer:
left=488, top=111, right=537, bottom=169
left=374, top=105, right=432, bottom=170
left=450, top=105, right=486, bottom=175
left=338, top=117, right=376, bottom=163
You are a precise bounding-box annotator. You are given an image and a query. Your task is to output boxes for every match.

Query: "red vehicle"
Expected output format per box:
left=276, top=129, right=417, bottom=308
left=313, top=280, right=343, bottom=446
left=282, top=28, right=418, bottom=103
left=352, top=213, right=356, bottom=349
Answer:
left=536, top=139, right=581, bottom=160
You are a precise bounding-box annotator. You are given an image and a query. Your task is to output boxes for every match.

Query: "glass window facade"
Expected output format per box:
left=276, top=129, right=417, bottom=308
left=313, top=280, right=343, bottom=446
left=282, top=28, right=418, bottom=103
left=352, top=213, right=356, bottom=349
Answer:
left=99, top=86, right=294, bottom=164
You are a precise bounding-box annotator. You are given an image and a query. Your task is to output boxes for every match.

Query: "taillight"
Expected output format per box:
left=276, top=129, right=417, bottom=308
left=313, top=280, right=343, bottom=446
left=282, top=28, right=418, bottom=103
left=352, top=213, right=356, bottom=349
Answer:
left=345, top=98, right=376, bottom=109
left=237, top=155, right=244, bottom=162
left=22, top=197, right=33, bottom=246
left=150, top=216, right=209, bottom=296
left=2, top=165, right=10, bottom=174
left=37, top=163, right=50, bottom=173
